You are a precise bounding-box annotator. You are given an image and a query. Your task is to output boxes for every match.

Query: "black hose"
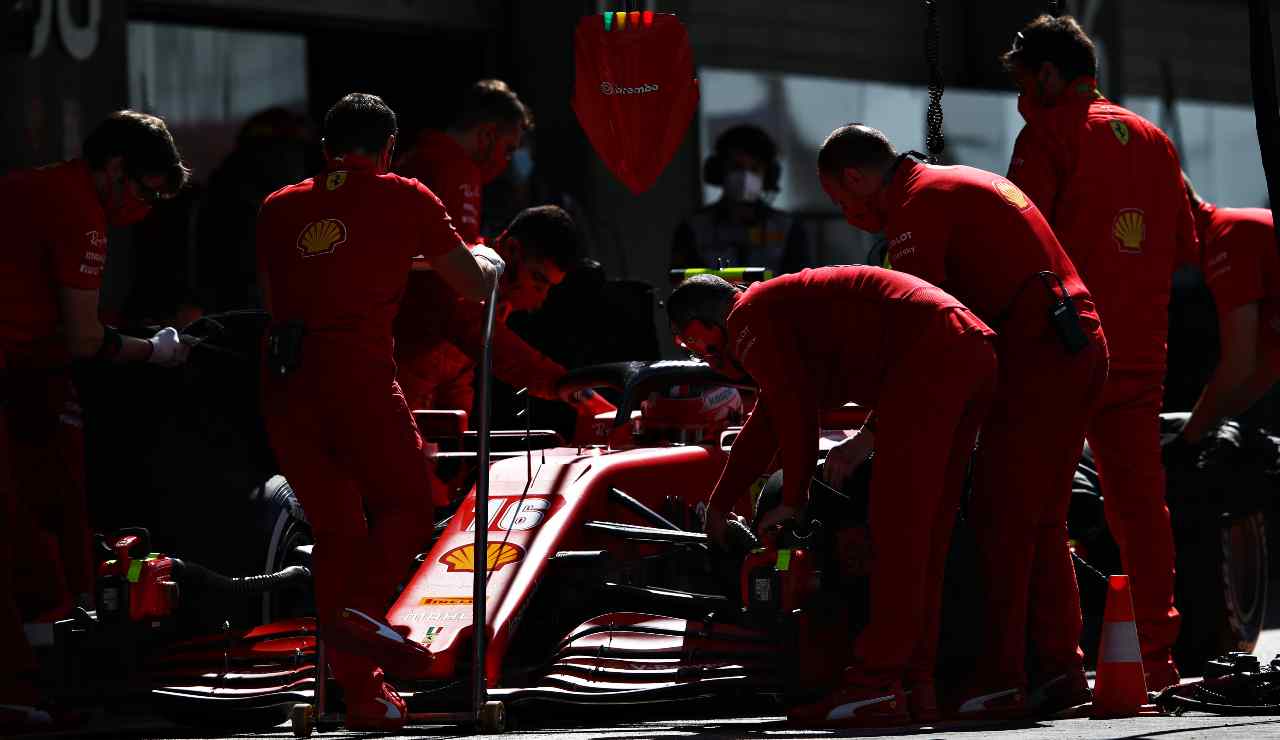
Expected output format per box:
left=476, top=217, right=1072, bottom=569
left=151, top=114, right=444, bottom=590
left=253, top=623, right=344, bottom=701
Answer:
left=171, top=559, right=311, bottom=594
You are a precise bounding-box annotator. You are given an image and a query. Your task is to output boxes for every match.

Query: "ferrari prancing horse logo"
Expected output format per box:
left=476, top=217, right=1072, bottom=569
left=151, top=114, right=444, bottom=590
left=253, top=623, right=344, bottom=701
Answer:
left=297, top=218, right=347, bottom=258
left=1110, top=120, right=1130, bottom=146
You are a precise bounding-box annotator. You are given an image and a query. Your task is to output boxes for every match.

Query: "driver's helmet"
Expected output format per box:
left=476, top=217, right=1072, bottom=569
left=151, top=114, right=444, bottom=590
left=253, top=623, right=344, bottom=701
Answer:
left=640, top=384, right=744, bottom=442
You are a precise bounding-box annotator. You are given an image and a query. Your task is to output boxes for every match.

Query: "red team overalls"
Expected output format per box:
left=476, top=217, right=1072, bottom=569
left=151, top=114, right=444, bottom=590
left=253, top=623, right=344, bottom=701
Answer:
left=1195, top=202, right=1280, bottom=369
left=881, top=158, right=1108, bottom=702
left=393, top=275, right=566, bottom=413
left=708, top=266, right=997, bottom=713
left=256, top=154, right=464, bottom=693
left=0, top=160, right=108, bottom=621
left=392, top=130, right=566, bottom=415
left=1009, top=77, right=1199, bottom=680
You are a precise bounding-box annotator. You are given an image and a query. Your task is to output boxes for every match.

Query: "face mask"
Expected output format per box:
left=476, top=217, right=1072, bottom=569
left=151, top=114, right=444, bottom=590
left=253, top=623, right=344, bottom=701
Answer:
left=509, top=147, right=534, bottom=183
left=723, top=169, right=764, bottom=202
left=107, top=185, right=152, bottom=227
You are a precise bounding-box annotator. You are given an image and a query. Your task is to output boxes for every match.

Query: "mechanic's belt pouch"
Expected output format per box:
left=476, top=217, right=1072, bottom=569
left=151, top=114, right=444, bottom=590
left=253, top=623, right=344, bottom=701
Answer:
left=266, top=321, right=306, bottom=377
left=1048, top=294, right=1088, bottom=355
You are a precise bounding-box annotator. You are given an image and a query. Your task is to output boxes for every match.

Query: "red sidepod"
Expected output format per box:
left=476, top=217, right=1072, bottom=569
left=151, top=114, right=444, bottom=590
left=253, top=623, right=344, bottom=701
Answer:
left=572, top=12, right=699, bottom=194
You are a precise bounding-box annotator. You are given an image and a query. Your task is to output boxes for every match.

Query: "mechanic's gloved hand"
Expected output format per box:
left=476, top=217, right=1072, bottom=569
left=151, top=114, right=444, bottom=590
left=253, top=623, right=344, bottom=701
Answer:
left=569, top=388, right=617, bottom=417
left=823, top=429, right=875, bottom=488
left=471, top=245, right=506, bottom=278
left=147, top=327, right=190, bottom=367
left=1195, top=426, right=1240, bottom=471
left=703, top=506, right=748, bottom=550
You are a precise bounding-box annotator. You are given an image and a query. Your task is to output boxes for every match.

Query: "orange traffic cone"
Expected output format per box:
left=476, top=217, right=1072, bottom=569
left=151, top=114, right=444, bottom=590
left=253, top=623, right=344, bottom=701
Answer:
left=1092, top=575, right=1149, bottom=718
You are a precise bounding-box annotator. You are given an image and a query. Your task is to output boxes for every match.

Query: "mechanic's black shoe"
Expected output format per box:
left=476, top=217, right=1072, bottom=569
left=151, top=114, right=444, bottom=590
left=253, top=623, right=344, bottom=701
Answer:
left=905, top=682, right=939, bottom=724
left=1029, top=671, right=1092, bottom=716
left=945, top=685, right=1029, bottom=721
left=788, top=683, right=910, bottom=728
left=331, top=608, right=436, bottom=680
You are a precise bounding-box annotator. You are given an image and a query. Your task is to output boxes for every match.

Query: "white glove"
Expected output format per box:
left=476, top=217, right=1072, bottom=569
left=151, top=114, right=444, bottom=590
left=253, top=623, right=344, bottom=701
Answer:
left=471, top=245, right=506, bottom=277
left=147, top=327, right=189, bottom=367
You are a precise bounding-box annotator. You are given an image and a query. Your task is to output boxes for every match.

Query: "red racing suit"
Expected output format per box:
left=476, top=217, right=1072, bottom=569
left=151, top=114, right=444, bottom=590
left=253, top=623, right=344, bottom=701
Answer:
left=1195, top=201, right=1280, bottom=369
left=0, top=160, right=107, bottom=614
left=1008, top=78, right=1199, bottom=667
left=393, top=272, right=566, bottom=413
left=882, top=159, right=1108, bottom=689
left=709, top=266, right=996, bottom=694
left=256, top=154, right=464, bottom=693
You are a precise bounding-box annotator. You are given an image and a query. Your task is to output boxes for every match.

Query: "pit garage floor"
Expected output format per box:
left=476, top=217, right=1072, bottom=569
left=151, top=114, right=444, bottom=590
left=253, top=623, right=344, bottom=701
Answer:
left=28, top=602, right=1280, bottom=739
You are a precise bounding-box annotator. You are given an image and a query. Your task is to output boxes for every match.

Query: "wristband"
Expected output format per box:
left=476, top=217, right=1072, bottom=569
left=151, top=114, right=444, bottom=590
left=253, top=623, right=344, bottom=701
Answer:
left=93, top=325, right=123, bottom=362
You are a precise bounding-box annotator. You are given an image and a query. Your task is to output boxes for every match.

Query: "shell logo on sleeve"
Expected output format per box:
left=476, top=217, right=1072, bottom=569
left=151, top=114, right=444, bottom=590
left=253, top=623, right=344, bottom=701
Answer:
left=993, top=179, right=1031, bottom=210
left=1112, top=209, right=1145, bottom=253
left=440, top=543, right=525, bottom=573
left=297, top=218, right=348, bottom=257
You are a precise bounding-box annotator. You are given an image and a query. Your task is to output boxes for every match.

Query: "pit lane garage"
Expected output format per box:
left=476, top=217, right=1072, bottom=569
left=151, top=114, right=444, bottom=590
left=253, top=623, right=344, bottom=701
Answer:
left=23, top=285, right=1278, bottom=736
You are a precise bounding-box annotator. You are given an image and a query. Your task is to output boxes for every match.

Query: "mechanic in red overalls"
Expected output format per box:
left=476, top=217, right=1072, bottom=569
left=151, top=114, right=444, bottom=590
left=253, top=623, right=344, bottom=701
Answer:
left=255, top=93, right=502, bottom=731
left=392, top=79, right=528, bottom=410
left=393, top=205, right=614, bottom=419
left=1003, top=15, right=1199, bottom=691
left=1174, top=175, right=1280, bottom=446
left=669, top=267, right=996, bottom=728
left=0, top=110, right=189, bottom=730
left=817, top=124, right=1108, bottom=718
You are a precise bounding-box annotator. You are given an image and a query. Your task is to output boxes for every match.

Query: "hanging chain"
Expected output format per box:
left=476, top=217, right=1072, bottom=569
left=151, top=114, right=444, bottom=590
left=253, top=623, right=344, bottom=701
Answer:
left=923, top=0, right=945, bottom=163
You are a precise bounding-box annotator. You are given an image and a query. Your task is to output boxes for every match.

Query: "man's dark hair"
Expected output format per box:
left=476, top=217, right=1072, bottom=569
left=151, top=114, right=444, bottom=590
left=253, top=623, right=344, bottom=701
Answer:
left=817, top=123, right=897, bottom=176
left=667, top=274, right=739, bottom=330
left=1001, top=14, right=1097, bottom=81
left=323, top=93, right=397, bottom=157
left=82, top=110, right=190, bottom=194
left=452, top=79, right=534, bottom=133
left=504, top=205, right=579, bottom=271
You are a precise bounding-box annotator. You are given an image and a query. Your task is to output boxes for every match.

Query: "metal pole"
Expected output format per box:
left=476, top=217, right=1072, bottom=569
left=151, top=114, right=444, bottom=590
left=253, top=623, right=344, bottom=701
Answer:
left=472, top=268, right=504, bottom=723
left=1249, top=0, right=1280, bottom=259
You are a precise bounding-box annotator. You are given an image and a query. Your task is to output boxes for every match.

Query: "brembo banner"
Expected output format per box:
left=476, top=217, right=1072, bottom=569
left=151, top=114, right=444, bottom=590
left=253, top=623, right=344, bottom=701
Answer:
left=573, top=11, right=699, bottom=194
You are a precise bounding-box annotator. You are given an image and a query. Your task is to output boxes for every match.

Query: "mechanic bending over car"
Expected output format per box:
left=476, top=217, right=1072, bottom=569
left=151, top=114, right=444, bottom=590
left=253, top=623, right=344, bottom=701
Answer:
left=668, top=267, right=996, bottom=728
left=393, top=79, right=526, bottom=411
left=255, top=92, right=503, bottom=732
left=1173, top=175, right=1280, bottom=452
left=1003, top=15, right=1199, bottom=691
left=0, top=111, right=190, bottom=731
left=818, top=124, right=1108, bottom=719
left=393, top=204, right=615, bottom=420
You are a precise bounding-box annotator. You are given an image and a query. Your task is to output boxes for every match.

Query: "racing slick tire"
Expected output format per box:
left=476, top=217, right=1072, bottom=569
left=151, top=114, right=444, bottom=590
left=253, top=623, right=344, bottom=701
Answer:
left=1173, top=510, right=1268, bottom=673
left=1070, top=412, right=1271, bottom=675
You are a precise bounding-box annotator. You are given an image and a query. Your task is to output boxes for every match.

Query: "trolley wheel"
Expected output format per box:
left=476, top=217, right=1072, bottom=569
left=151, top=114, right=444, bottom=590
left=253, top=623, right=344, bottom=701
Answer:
left=478, top=700, right=506, bottom=733
left=290, top=703, right=315, bottom=738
